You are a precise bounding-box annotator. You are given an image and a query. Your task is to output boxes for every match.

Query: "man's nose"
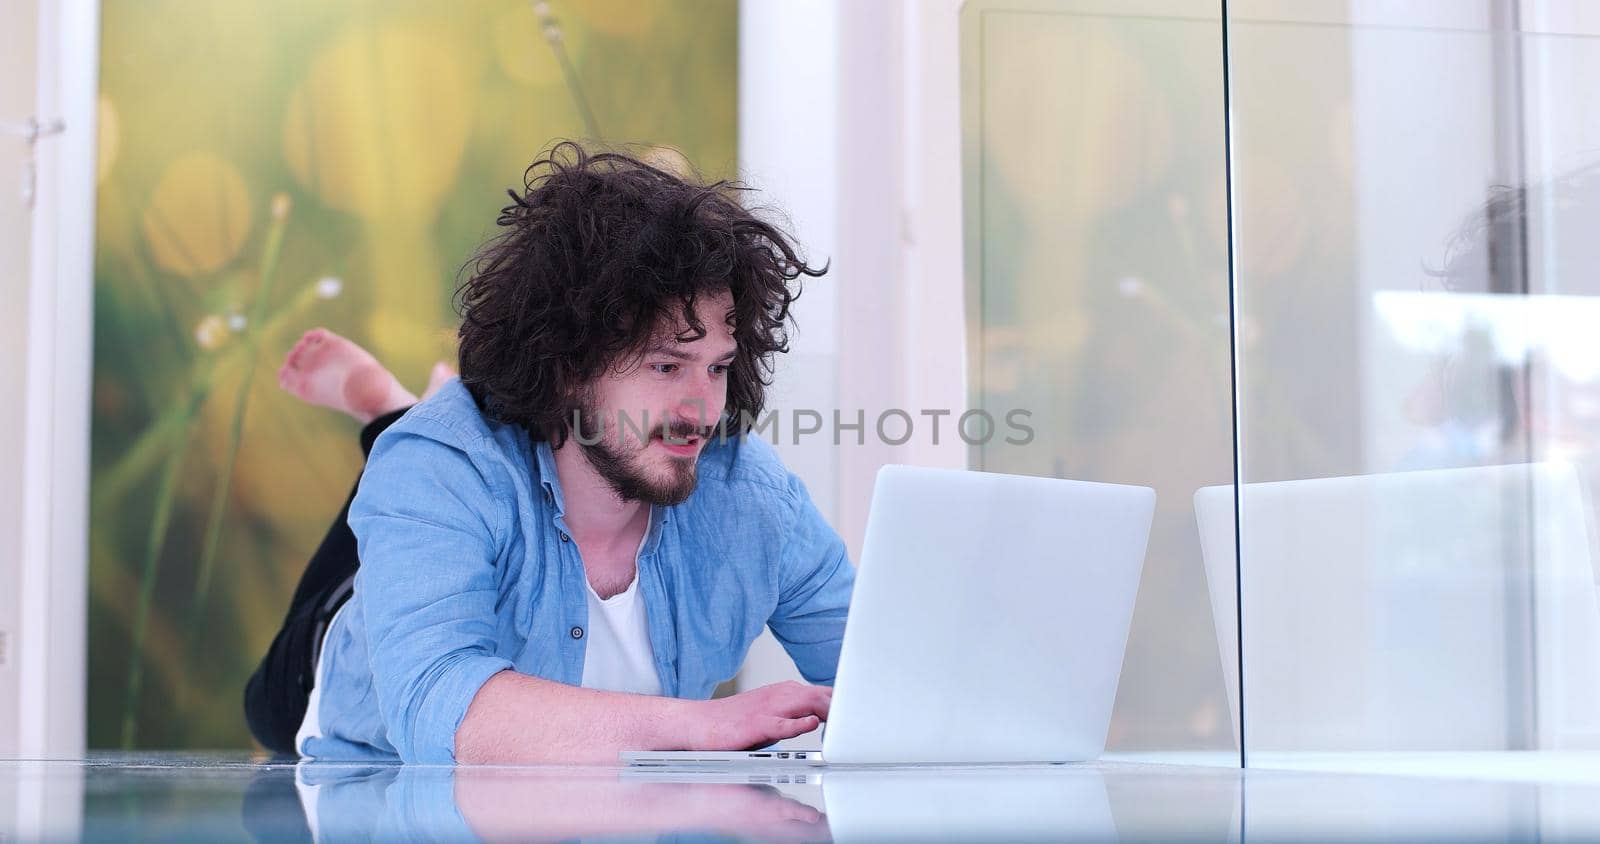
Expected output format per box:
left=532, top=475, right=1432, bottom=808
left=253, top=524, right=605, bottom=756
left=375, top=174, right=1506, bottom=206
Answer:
left=675, top=377, right=722, bottom=427
left=672, top=395, right=712, bottom=431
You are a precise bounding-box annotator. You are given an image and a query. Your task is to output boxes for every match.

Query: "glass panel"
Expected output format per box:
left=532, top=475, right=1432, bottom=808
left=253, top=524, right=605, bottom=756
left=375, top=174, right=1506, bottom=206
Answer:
left=1229, top=1, right=1600, bottom=778
left=961, top=0, right=1238, bottom=762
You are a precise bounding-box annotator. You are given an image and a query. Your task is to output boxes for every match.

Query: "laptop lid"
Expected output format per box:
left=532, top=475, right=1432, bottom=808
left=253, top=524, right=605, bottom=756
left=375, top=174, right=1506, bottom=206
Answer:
left=821, top=465, right=1156, bottom=764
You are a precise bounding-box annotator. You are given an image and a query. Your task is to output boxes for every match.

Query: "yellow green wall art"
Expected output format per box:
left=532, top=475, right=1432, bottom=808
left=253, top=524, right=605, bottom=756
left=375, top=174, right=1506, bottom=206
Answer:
left=92, top=0, right=737, bottom=750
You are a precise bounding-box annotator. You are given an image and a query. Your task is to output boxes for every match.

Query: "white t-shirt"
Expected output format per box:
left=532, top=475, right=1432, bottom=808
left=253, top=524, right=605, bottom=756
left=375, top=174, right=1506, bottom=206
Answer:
left=579, top=515, right=662, bottom=696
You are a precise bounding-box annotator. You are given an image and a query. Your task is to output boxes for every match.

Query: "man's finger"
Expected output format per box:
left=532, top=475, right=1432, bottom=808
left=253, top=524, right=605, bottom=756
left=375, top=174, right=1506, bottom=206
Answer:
left=771, top=715, right=820, bottom=739
left=810, top=687, right=831, bottom=718
left=773, top=694, right=828, bottom=719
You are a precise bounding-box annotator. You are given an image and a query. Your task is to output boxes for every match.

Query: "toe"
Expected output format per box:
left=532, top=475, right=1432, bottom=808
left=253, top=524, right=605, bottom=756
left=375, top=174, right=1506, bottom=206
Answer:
left=284, top=328, right=328, bottom=371
left=422, top=361, right=457, bottom=400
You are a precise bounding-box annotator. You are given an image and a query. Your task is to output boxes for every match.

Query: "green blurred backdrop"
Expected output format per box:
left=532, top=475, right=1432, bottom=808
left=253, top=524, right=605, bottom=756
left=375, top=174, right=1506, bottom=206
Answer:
left=90, top=0, right=737, bottom=750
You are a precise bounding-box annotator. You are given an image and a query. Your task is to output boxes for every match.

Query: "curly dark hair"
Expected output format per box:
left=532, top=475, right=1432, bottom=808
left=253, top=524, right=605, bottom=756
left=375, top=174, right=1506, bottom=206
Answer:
left=454, top=142, right=825, bottom=445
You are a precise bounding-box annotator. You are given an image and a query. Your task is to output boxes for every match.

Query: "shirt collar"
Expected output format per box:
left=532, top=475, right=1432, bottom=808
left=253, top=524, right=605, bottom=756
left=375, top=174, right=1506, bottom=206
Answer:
left=533, top=437, right=566, bottom=515
left=534, top=437, right=671, bottom=553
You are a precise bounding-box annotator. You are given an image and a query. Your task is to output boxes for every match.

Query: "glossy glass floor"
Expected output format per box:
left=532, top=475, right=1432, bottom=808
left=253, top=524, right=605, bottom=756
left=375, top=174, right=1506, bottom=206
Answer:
left=5, top=754, right=1600, bottom=842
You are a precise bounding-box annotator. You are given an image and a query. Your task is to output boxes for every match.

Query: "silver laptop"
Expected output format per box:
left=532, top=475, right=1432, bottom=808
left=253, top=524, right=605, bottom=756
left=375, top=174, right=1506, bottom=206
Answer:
left=624, top=464, right=1156, bottom=766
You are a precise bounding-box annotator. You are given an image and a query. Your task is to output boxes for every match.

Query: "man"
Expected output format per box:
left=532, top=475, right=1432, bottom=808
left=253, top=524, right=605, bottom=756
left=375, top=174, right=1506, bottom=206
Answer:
left=246, top=143, right=853, bottom=764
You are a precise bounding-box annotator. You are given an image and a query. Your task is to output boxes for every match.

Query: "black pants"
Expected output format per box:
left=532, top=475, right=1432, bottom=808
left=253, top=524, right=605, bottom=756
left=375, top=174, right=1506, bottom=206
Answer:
left=243, top=407, right=409, bottom=755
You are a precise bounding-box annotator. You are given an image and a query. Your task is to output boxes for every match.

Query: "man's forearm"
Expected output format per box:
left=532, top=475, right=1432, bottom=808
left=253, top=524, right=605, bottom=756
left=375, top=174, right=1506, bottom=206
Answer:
left=455, top=671, right=694, bottom=765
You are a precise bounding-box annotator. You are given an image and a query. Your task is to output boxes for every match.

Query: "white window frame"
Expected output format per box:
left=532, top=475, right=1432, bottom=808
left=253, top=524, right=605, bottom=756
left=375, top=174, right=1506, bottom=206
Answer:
left=16, top=0, right=98, bottom=760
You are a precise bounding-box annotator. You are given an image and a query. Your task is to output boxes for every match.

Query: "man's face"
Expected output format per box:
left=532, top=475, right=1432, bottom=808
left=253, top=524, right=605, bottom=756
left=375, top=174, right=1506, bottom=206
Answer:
left=574, top=289, right=736, bottom=505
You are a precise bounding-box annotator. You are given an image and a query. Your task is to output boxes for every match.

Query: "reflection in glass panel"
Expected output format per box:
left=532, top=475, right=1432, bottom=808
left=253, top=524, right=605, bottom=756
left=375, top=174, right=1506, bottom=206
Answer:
left=1229, top=2, right=1600, bottom=774
left=1203, top=464, right=1600, bottom=751
left=960, top=0, right=1236, bottom=758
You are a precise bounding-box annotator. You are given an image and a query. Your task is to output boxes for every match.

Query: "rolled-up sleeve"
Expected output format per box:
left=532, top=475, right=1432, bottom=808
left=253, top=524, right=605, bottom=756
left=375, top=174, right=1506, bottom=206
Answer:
left=347, top=417, right=515, bottom=764
left=767, top=472, right=856, bottom=685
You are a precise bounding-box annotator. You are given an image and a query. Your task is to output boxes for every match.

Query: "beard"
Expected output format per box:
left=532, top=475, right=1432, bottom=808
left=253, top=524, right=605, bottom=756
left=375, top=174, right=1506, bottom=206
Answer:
left=575, top=406, right=703, bottom=506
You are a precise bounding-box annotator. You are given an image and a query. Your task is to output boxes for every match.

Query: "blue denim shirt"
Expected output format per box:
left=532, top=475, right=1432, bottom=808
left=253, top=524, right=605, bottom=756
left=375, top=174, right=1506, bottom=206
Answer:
left=300, top=378, right=855, bottom=763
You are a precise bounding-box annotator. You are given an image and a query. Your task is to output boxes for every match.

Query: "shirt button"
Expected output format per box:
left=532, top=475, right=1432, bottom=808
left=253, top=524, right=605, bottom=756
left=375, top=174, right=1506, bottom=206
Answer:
left=571, top=626, right=584, bottom=640
left=560, top=533, right=570, bottom=543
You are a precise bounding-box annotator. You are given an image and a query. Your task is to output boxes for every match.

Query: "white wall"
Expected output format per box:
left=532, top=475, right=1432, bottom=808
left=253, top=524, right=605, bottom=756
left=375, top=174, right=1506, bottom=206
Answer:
left=735, top=0, right=967, bottom=697
left=4, top=0, right=98, bottom=762
left=0, top=0, right=93, bottom=837
left=738, top=0, right=841, bottom=525
left=736, top=0, right=842, bottom=693
left=0, top=0, right=42, bottom=763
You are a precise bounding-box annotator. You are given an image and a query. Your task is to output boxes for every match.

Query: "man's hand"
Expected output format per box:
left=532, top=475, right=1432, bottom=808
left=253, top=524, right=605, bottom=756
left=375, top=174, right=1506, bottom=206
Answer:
left=682, top=681, right=832, bottom=751
left=455, top=672, right=831, bottom=764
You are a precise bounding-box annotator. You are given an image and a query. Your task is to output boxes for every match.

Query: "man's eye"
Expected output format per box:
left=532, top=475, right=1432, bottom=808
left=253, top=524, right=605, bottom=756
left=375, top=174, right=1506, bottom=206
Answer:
left=651, top=363, right=678, bottom=374
left=709, top=364, right=730, bottom=376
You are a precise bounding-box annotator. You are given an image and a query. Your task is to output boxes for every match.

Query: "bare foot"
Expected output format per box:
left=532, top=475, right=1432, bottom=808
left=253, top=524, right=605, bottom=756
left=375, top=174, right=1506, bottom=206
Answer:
left=278, top=328, right=417, bottom=423
left=422, top=361, right=457, bottom=401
